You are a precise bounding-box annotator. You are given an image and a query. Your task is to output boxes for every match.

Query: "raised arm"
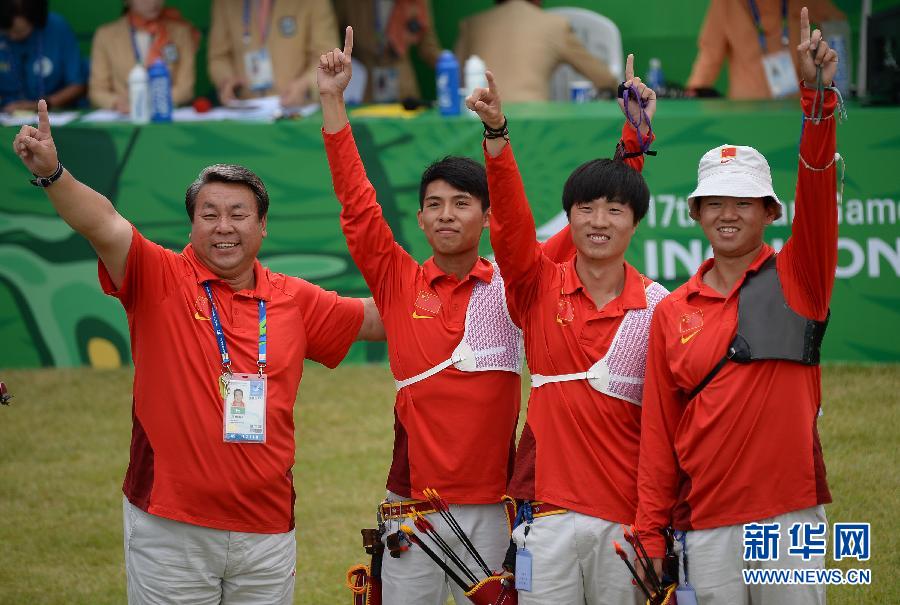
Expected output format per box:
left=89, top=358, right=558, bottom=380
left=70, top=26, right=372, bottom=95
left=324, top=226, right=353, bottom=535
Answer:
left=318, top=27, right=412, bottom=303
left=12, top=100, right=132, bottom=288
left=467, top=72, right=544, bottom=298
left=778, top=7, right=840, bottom=321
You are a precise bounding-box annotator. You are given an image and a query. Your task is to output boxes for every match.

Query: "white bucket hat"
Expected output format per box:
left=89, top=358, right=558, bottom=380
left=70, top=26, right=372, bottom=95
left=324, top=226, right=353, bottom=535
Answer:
left=688, top=144, right=783, bottom=220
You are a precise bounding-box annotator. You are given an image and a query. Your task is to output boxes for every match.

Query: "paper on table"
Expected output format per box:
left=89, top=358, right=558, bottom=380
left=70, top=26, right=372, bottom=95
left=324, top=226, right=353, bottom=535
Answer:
left=172, top=96, right=319, bottom=122
left=1, top=111, right=80, bottom=127
left=80, top=109, right=131, bottom=123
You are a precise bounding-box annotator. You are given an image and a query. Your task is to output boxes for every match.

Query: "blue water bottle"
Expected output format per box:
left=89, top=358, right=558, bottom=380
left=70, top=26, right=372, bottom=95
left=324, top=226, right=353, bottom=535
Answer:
left=148, top=59, right=173, bottom=123
left=436, top=50, right=460, bottom=117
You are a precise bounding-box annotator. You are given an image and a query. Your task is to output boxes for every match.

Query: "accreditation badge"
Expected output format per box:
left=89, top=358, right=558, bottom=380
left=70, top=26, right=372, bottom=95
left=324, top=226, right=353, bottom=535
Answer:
left=223, top=373, right=267, bottom=443
left=762, top=50, right=799, bottom=98
left=372, top=66, right=400, bottom=103
left=244, top=48, right=275, bottom=92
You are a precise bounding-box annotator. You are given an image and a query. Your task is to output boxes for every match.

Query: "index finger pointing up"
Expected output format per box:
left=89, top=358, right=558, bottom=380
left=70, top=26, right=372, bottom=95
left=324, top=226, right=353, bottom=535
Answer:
left=486, top=70, right=498, bottom=94
left=37, top=99, right=50, bottom=134
left=625, top=53, right=634, bottom=81
left=343, top=26, right=354, bottom=58
left=799, top=7, right=810, bottom=45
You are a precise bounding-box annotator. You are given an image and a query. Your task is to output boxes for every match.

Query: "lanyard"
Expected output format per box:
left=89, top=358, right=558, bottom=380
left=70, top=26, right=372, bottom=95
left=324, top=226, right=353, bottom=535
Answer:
left=748, top=0, right=788, bottom=53
left=129, top=28, right=145, bottom=65
left=243, top=0, right=274, bottom=46
left=203, top=282, right=267, bottom=375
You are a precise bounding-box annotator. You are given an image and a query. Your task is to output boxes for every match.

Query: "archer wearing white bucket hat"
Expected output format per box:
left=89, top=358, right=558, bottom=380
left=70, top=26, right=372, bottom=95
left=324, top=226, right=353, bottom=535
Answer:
left=636, top=8, right=844, bottom=605
left=687, top=144, right=784, bottom=220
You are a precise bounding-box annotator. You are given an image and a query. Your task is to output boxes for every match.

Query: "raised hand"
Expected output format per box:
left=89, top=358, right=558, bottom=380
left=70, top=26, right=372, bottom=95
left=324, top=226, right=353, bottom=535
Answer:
left=797, top=7, right=838, bottom=86
left=12, top=99, right=58, bottom=177
left=618, top=54, right=657, bottom=135
left=317, top=26, right=354, bottom=97
left=465, top=70, right=504, bottom=129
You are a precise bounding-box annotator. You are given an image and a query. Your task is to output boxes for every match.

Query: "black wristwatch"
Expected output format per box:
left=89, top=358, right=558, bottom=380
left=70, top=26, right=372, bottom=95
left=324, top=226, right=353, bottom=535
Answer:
left=30, top=162, right=64, bottom=188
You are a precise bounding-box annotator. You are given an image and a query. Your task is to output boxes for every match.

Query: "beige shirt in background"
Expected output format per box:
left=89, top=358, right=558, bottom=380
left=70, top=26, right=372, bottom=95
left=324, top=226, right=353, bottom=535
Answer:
left=454, top=0, right=617, bottom=103
left=89, top=16, right=197, bottom=109
left=208, top=0, right=337, bottom=100
left=332, top=0, right=442, bottom=102
left=687, top=0, right=846, bottom=100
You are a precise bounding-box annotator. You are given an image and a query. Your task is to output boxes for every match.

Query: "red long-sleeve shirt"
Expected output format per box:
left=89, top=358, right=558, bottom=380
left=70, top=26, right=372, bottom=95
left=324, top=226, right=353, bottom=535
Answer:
left=485, top=124, right=659, bottom=523
left=323, top=121, right=645, bottom=503
left=635, top=87, right=838, bottom=557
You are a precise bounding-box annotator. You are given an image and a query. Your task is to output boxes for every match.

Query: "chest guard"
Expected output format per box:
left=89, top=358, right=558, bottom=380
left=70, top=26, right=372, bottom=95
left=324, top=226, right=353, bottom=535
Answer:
left=531, top=280, right=669, bottom=406
left=689, top=255, right=829, bottom=400
left=393, top=264, right=523, bottom=391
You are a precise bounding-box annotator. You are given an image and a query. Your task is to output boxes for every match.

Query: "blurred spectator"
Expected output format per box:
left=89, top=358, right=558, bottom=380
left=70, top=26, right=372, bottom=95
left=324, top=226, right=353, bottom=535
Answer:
left=454, top=0, right=617, bottom=103
left=687, top=0, right=846, bottom=99
left=332, top=0, right=441, bottom=103
left=208, top=0, right=337, bottom=106
left=90, top=0, right=199, bottom=112
left=0, top=0, right=85, bottom=112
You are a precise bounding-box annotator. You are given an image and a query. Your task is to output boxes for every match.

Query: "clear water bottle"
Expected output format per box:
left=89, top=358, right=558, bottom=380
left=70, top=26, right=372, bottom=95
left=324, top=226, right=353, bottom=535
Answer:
left=464, top=55, right=487, bottom=117
left=645, top=58, right=665, bottom=93
left=148, top=59, right=173, bottom=123
left=464, top=55, right=488, bottom=95
left=436, top=50, right=460, bottom=117
left=128, top=63, right=150, bottom=124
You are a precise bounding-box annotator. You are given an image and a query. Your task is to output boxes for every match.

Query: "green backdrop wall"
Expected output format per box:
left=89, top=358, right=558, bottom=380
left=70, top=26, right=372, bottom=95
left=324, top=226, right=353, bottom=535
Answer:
left=1, top=99, right=898, bottom=369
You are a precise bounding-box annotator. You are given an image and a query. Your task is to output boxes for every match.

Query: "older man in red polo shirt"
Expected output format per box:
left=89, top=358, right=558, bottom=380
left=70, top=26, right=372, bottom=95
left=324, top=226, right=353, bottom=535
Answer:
left=12, top=102, right=382, bottom=604
left=635, top=9, right=841, bottom=604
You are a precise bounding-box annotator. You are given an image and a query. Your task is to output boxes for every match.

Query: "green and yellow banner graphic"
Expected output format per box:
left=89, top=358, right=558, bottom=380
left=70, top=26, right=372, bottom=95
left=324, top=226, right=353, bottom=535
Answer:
left=1, top=101, right=897, bottom=368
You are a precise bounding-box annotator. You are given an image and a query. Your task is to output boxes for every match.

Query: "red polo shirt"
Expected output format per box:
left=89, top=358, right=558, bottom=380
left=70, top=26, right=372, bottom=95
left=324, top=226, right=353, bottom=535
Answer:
left=485, top=136, right=663, bottom=524
left=323, top=121, right=648, bottom=504
left=635, top=87, right=838, bottom=557
left=100, top=228, right=363, bottom=533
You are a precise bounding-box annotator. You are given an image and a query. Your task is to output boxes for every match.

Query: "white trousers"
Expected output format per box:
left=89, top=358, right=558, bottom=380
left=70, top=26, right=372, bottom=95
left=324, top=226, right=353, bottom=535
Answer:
left=379, top=492, right=510, bottom=605
left=123, top=497, right=296, bottom=605
left=510, top=510, right=644, bottom=605
left=676, top=505, right=827, bottom=605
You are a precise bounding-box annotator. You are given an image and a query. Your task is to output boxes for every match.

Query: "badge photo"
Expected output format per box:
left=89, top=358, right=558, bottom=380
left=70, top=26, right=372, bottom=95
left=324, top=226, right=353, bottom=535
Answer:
left=279, top=16, right=297, bottom=37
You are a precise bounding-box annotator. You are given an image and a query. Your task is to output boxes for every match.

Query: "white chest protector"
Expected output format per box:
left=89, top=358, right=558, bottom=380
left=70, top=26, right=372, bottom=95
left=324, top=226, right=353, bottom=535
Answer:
left=393, top=264, right=523, bottom=391
left=530, top=281, right=669, bottom=405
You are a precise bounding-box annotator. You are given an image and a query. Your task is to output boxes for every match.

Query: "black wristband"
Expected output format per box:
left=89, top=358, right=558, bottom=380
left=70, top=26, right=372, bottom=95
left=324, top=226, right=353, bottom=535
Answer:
left=30, top=162, right=64, bottom=188
left=482, top=118, right=509, bottom=140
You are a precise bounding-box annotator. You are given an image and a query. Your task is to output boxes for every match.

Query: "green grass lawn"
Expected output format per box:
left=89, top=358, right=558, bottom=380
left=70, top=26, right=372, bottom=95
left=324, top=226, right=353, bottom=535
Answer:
left=0, top=364, right=897, bottom=604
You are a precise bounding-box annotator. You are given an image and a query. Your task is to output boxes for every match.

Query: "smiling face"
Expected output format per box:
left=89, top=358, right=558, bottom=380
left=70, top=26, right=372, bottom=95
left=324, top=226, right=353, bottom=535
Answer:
left=189, top=182, right=267, bottom=281
left=417, top=179, right=488, bottom=257
left=569, top=197, right=637, bottom=264
left=696, top=196, right=776, bottom=258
